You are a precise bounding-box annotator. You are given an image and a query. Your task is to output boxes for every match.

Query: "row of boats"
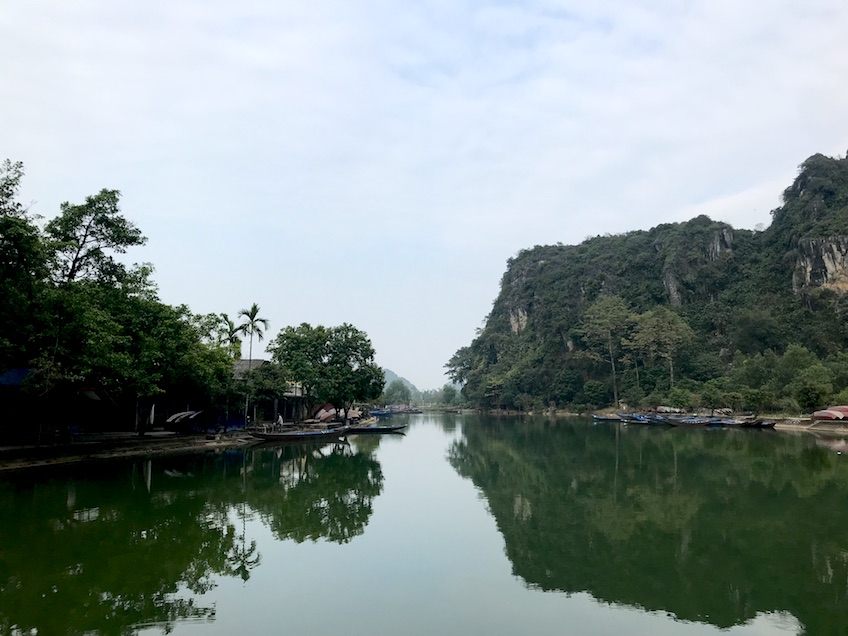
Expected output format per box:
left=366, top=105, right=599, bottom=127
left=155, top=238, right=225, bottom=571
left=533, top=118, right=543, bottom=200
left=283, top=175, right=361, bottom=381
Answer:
left=592, top=413, right=776, bottom=429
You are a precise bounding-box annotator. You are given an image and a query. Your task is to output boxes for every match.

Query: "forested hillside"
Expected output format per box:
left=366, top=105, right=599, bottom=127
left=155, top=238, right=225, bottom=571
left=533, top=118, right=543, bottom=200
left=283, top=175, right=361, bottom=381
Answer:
left=447, top=153, right=848, bottom=413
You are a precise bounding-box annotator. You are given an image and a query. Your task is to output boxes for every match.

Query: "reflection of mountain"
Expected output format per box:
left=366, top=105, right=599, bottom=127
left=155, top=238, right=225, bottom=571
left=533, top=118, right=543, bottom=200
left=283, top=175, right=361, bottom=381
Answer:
left=0, top=441, right=383, bottom=635
left=449, top=417, right=848, bottom=634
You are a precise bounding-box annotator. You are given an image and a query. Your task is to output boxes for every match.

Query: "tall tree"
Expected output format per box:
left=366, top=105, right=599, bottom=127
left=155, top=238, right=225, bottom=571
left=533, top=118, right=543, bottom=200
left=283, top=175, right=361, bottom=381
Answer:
left=0, top=160, right=47, bottom=368
left=325, top=323, right=384, bottom=420
left=579, top=295, right=634, bottom=408
left=220, top=313, right=244, bottom=359
left=269, top=323, right=331, bottom=413
left=269, top=322, right=384, bottom=420
left=44, top=189, right=146, bottom=285
left=238, top=303, right=268, bottom=371
left=624, top=307, right=694, bottom=390
left=238, top=303, right=268, bottom=424
left=0, top=159, right=28, bottom=218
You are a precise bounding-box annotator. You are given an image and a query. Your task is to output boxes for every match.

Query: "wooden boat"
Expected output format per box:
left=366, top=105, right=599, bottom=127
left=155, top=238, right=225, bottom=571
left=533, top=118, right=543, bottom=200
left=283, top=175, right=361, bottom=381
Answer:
left=249, top=425, right=350, bottom=442
left=666, top=416, right=714, bottom=427
left=739, top=419, right=776, bottom=429
left=591, top=413, right=621, bottom=422
left=347, top=422, right=407, bottom=435
left=616, top=413, right=670, bottom=425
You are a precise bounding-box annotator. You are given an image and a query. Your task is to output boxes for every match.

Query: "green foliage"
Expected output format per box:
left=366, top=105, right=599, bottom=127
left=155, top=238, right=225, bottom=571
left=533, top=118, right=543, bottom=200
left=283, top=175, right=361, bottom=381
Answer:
left=383, top=379, right=412, bottom=405
left=238, top=302, right=268, bottom=364
left=579, top=295, right=634, bottom=406
left=792, top=364, right=833, bottom=411
left=45, top=189, right=146, bottom=285
left=581, top=380, right=609, bottom=408
left=269, top=322, right=384, bottom=415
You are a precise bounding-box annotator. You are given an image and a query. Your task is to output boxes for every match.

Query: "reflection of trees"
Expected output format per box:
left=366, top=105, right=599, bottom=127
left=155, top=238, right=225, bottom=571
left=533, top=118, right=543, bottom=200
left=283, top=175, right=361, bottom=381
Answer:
left=245, top=442, right=384, bottom=544
left=0, top=441, right=384, bottom=635
left=449, top=416, right=848, bottom=633
left=0, top=461, right=232, bottom=635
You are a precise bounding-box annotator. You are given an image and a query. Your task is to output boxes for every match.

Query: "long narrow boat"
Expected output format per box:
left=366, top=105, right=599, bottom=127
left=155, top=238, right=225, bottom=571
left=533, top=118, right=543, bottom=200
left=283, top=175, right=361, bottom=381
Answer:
left=617, top=413, right=671, bottom=425
left=347, top=422, right=407, bottom=435
left=249, top=425, right=350, bottom=442
left=591, top=413, right=621, bottom=422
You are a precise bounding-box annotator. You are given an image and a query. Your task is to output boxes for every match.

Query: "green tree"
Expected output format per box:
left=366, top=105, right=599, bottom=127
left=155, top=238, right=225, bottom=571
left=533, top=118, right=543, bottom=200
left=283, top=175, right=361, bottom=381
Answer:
left=579, top=295, right=634, bottom=408
left=324, top=323, right=384, bottom=420
left=220, top=313, right=245, bottom=359
left=238, top=303, right=269, bottom=371
left=269, top=323, right=331, bottom=414
left=383, top=379, right=412, bottom=405
left=442, top=384, right=458, bottom=405
left=44, top=189, right=146, bottom=285
left=582, top=379, right=609, bottom=408
left=625, top=308, right=694, bottom=389
left=269, top=323, right=384, bottom=419
left=238, top=303, right=269, bottom=424
left=699, top=381, right=725, bottom=415
left=0, top=161, right=47, bottom=368
left=792, top=364, right=833, bottom=411
left=0, top=159, right=28, bottom=218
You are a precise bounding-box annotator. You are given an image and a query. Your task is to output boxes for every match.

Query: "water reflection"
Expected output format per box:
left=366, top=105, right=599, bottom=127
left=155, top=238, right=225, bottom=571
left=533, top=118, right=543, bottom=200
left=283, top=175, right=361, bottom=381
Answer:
left=448, top=417, right=848, bottom=634
left=0, top=440, right=383, bottom=635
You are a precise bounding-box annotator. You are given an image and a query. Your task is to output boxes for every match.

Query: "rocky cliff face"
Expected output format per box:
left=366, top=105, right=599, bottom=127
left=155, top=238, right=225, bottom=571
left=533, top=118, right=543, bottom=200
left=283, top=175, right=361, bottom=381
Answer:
left=708, top=228, right=734, bottom=261
left=793, top=237, right=848, bottom=293
left=509, top=307, right=528, bottom=334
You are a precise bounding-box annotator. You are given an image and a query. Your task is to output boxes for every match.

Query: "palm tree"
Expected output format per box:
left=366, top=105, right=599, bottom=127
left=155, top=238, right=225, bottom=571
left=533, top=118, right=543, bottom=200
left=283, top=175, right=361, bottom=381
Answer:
left=220, top=313, right=244, bottom=359
left=238, top=303, right=269, bottom=426
left=238, top=303, right=269, bottom=371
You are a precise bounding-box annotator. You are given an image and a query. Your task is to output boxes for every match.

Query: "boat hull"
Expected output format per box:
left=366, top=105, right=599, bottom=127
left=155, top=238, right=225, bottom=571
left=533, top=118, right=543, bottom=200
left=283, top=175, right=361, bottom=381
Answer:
left=249, top=426, right=350, bottom=442
left=347, top=423, right=407, bottom=434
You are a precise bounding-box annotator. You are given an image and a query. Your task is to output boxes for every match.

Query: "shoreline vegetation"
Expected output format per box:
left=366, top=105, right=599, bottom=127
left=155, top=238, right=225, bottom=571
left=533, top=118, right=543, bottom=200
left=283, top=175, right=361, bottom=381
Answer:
left=0, top=160, right=384, bottom=443
left=2, top=410, right=845, bottom=473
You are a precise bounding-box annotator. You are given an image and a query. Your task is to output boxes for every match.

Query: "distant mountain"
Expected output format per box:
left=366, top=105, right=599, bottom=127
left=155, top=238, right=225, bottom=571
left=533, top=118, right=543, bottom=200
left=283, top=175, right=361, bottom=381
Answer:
left=383, top=369, right=420, bottom=398
left=447, top=152, right=848, bottom=412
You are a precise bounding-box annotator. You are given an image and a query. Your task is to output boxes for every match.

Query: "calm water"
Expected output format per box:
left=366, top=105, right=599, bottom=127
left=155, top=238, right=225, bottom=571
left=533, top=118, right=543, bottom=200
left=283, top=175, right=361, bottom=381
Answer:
left=1, top=414, right=846, bottom=635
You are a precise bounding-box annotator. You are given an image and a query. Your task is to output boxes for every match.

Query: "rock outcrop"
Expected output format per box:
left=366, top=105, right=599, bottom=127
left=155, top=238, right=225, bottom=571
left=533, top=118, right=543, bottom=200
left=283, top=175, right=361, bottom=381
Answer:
left=793, top=236, right=848, bottom=293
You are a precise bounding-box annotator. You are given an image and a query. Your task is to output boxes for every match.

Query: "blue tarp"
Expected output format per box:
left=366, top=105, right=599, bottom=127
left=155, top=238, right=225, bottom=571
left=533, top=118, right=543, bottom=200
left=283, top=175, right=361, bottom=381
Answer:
left=0, top=368, right=30, bottom=387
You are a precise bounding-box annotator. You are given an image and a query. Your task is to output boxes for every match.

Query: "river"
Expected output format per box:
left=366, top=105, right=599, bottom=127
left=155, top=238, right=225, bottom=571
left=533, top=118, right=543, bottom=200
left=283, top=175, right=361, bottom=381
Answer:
left=0, top=414, right=845, bottom=635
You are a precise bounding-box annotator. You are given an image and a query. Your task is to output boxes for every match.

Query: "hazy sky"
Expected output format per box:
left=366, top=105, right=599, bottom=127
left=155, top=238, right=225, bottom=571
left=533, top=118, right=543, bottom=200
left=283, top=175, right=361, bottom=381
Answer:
left=3, top=1, right=848, bottom=389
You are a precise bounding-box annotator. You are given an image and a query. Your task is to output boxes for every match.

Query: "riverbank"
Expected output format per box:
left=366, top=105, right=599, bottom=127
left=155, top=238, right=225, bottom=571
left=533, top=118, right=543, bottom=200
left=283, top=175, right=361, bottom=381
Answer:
left=3, top=416, right=848, bottom=472
left=0, top=430, right=257, bottom=472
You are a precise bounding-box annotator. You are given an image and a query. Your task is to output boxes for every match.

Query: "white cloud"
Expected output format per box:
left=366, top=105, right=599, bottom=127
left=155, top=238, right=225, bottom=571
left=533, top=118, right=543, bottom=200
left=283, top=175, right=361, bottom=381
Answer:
left=2, top=0, right=848, bottom=387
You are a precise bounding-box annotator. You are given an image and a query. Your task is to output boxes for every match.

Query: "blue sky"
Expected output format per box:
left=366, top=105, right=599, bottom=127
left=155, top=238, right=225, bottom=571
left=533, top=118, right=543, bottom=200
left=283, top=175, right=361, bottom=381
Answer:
left=3, top=0, right=848, bottom=389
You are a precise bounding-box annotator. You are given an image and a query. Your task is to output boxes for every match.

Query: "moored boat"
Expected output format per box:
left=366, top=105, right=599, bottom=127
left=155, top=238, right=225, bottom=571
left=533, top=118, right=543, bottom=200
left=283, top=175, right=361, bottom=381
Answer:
left=249, top=425, right=350, bottom=442
left=591, top=413, right=621, bottom=422
left=347, top=422, right=407, bottom=434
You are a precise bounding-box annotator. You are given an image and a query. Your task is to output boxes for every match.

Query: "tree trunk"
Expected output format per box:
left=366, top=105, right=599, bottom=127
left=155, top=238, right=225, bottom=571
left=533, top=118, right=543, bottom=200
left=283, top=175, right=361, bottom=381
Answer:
left=607, top=334, right=619, bottom=408
left=668, top=357, right=675, bottom=390
left=245, top=334, right=253, bottom=427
